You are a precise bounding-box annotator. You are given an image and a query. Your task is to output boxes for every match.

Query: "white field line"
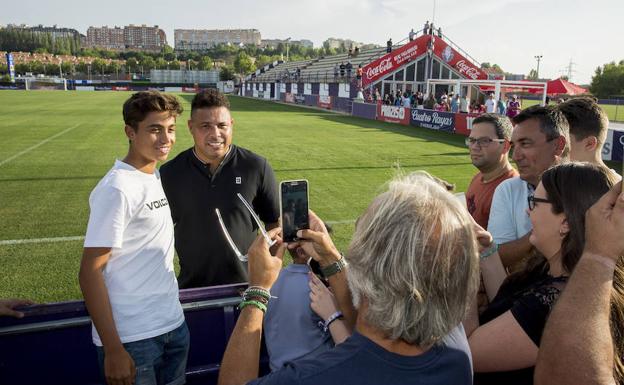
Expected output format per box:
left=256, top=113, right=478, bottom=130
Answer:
left=0, top=236, right=85, bottom=246
left=0, top=220, right=357, bottom=246
left=0, top=123, right=81, bottom=167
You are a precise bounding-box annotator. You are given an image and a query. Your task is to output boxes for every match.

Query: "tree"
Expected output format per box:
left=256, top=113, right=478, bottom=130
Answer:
left=92, top=58, right=107, bottom=75
left=198, top=56, right=213, bottom=70
left=233, top=52, right=255, bottom=75
left=126, top=58, right=138, bottom=73
left=220, top=65, right=236, bottom=80
left=61, top=62, right=72, bottom=76
left=590, top=60, right=624, bottom=98
left=155, top=57, right=167, bottom=70
left=527, top=69, right=538, bottom=80
left=140, top=57, right=155, bottom=73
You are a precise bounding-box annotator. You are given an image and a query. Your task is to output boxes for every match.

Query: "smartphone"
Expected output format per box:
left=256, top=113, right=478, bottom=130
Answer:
left=280, top=179, right=310, bottom=242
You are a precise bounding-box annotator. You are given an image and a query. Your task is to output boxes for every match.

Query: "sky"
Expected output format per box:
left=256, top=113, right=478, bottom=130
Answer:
left=2, top=0, right=623, bottom=84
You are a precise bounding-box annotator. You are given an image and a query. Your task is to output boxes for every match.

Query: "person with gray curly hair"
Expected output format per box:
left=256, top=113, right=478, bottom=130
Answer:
left=217, top=171, right=481, bottom=385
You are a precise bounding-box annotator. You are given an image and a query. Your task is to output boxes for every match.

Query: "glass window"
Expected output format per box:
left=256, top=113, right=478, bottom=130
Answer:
left=385, top=75, right=393, bottom=81
left=395, top=69, right=404, bottom=81
left=406, top=64, right=415, bottom=81
left=451, top=71, right=460, bottom=79
left=416, top=59, right=426, bottom=82
left=441, top=66, right=450, bottom=79
left=432, top=60, right=441, bottom=79
left=383, top=82, right=391, bottom=97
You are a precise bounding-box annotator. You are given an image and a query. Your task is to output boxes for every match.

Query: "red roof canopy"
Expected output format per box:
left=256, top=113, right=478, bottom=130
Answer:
left=541, top=78, right=588, bottom=95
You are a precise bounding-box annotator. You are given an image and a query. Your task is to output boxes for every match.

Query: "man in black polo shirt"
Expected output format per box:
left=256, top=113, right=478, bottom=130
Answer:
left=160, top=89, right=279, bottom=288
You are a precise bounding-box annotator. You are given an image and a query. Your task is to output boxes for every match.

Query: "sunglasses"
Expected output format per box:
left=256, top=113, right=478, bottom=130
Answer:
left=215, top=193, right=277, bottom=262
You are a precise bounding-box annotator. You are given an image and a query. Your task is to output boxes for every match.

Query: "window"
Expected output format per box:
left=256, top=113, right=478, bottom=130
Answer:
left=432, top=60, right=441, bottom=79
left=416, top=59, right=426, bottom=82
left=406, top=64, right=415, bottom=81
left=441, top=66, right=450, bottom=79
left=395, top=69, right=404, bottom=81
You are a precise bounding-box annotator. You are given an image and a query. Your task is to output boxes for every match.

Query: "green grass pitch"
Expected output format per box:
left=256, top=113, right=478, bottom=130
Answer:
left=0, top=90, right=619, bottom=302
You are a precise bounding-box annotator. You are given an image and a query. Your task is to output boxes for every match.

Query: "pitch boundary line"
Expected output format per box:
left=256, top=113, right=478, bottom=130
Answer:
left=0, top=123, right=81, bottom=167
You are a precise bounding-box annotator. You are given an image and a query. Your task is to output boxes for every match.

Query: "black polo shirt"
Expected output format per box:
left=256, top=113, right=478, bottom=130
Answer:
left=160, top=145, right=279, bottom=288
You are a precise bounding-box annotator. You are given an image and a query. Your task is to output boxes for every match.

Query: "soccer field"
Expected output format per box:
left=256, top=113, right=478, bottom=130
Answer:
left=3, top=91, right=616, bottom=303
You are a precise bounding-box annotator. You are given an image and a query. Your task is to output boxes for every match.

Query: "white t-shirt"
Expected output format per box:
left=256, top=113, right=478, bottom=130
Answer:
left=84, top=160, right=184, bottom=346
left=485, top=98, right=497, bottom=113
left=487, top=177, right=533, bottom=244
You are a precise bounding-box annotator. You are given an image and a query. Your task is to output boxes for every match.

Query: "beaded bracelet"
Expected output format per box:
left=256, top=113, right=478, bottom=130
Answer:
left=243, top=286, right=271, bottom=302
left=238, top=299, right=267, bottom=313
left=318, top=311, right=343, bottom=333
left=245, top=295, right=269, bottom=305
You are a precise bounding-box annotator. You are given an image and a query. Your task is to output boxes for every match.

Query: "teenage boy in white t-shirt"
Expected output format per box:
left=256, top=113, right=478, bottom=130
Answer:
left=79, top=91, right=188, bottom=385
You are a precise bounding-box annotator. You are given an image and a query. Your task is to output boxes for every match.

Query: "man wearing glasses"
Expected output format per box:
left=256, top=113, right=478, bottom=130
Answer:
left=488, top=105, right=569, bottom=270
left=465, top=114, right=517, bottom=229
left=160, top=89, right=279, bottom=289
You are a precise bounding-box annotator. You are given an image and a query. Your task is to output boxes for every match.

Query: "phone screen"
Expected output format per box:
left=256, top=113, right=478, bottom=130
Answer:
left=280, top=180, right=310, bottom=242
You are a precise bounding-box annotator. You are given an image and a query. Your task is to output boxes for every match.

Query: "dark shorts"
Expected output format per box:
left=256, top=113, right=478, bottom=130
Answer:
left=97, top=322, right=190, bottom=385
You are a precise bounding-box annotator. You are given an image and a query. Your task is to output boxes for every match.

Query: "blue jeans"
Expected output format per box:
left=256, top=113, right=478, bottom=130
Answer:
left=97, top=322, right=190, bottom=385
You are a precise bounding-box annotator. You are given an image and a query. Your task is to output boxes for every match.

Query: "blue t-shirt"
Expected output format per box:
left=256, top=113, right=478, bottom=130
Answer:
left=249, top=330, right=472, bottom=385
left=264, top=263, right=333, bottom=371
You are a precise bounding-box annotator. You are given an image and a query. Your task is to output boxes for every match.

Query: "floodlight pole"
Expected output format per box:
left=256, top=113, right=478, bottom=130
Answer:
left=534, top=55, right=542, bottom=79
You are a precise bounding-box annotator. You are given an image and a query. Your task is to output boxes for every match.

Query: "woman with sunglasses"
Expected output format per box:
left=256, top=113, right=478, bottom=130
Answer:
left=464, top=162, right=624, bottom=385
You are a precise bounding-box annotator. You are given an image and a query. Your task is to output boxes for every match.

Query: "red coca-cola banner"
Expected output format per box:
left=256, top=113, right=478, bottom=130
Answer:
left=432, top=37, right=487, bottom=80
left=362, top=35, right=428, bottom=86
left=376, top=104, right=410, bottom=125
left=362, top=34, right=486, bottom=86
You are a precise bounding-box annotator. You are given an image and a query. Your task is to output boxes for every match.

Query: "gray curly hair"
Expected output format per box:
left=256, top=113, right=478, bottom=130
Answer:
left=346, top=171, right=479, bottom=346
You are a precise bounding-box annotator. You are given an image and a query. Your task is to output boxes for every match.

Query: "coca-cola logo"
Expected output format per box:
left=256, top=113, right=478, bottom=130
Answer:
left=381, top=105, right=405, bottom=119
left=442, top=46, right=454, bottom=63
left=455, top=60, right=481, bottom=80
left=366, top=58, right=393, bottom=80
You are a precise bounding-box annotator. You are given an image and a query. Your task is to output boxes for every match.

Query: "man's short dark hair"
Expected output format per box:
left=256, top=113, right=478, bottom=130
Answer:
left=512, top=104, right=570, bottom=144
left=558, top=97, right=608, bottom=143
left=191, top=89, right=231, bottom=115
left=122, top=91, right=183, bottom=129
left=472, top=113, right=513, bottom=140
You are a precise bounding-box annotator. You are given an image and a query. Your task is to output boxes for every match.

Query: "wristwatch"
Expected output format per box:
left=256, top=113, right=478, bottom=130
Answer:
left=320, top=254, right=348, bottom=278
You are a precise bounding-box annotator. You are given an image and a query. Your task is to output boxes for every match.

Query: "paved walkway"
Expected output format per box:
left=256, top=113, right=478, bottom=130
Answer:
left=610, top=121, right=624, bottom=131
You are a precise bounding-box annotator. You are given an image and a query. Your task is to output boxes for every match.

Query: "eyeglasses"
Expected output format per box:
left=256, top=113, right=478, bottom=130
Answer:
left=527, top=195, right=551, bottom=211
left=465, top=137, right=506, bottom=148
left=215, top=193, right=276, bottom=262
